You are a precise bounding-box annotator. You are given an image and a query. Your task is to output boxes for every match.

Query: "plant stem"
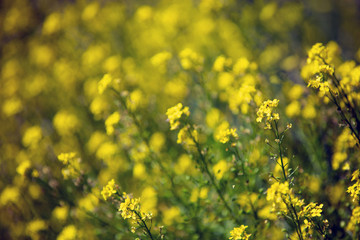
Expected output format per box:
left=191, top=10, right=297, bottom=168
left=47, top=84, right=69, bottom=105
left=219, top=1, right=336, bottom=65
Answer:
left=187, top=127, right=241, bottom=225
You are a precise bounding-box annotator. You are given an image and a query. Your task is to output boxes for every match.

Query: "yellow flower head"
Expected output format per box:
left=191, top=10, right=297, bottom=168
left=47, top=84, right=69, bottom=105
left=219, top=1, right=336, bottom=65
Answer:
left=347, top=169, right=360, bottom=202
left=101, top=179, right=117, bottom=201
left=347, top=206, right=360, bottom=232
left=216, top=127, right=238, bottom=144
left=105, top=111, right=121, bottom=135
left=166, top=103, right=190, bottom=130
left=98, top=74, right=113, bottom=94
left=256, top=99, right=279, bottom=129
left=177, top=126, right=198, bottom=146
left=119, top=193, right=141, bottom=220
left=299, top=202, right=323, bottom=218
left=57, top=152, right=77, bottom=165
left=229, top=225, right=251, bottom=240
left=179, top=48, right=203, bottom=71
left=307, top=43, right=328, bottom=64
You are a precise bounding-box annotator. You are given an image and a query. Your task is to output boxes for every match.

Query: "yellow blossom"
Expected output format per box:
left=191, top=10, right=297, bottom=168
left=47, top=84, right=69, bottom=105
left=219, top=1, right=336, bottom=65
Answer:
left=166, top=103, right=190, bottom=130
left=0, top=186, right=20, bottom=205
left=26, top=219, right=47, bottom=238
left=57, top=152, right=81, bottom=179
left=98, top=74, right=113, bottom=94
left=58, top=152, right=77, bottom=165
left=150, top=51, right=172, bottom=73
left=22, top=126, right=42, bottom=148
left=101, top=179, right=117, bottom=201
left=57, top=225, right=77, bottom=240
left=347, top=169, right=360, bottom=202
left=213, top=160, right=229, bottom=180
left=347, top=206, right=360, bottom=232
left=177, top=126, right=198, bottom=146
left=229, top=225, right=251, bottom=240
left=307, top=43, right=328, bottom=64
left=213, top=55, right=232, bottom=72
left=266, top=181, right=303, bottom=213
left=299, top=202, right=323, bottom=218
left=53, top=110, right=80, bottom=136
left=215, top=127, right=238, bottom=144
left=179, top=48, right=203, bottom=71
left=256, top=99, right=280, bottom=129
left=105, top=111, right=121, bottom=135
left=118, top=193, right=145, bottom=220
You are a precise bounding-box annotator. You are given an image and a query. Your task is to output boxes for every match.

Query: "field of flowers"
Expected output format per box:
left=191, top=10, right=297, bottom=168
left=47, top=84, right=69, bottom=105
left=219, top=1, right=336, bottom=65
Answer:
left=1, top=0, right=360, bottom=239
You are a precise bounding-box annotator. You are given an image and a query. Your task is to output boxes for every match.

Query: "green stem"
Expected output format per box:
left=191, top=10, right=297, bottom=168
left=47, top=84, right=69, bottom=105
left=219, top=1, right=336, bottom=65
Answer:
left=232, top=147, right=259, bottom=222
left=273, top=121, right=287, bottom=181
left=134, top=210, right=154, bottom=240
left=273, top=121, right=303, bottom=239
left=187, top=127, right=241, bottom=225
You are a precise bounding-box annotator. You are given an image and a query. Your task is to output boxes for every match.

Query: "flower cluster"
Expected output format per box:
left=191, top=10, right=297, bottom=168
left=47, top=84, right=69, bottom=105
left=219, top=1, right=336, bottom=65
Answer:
left=347, top=206, right=360, bottom=232
left=98, top=74, right=113, bottom=95
left=303, top=43, right=339, bottom=98
left=119, top=193, right=142, bottom=219
left=256, top=99, right=280, bottom=129
left=266, top=181, right=302, bottom=213
left=216, top=127, right=238, bottom=144
left=105, top=112, right=121, bottom=135
left=299, top=202, right=323, bottom=218
left=266, top=180, right=326, bottom=237
left=57, top=152, right=81, bottom=179
left=179, top=48, right=204, bottom=72
left=347, top=169, right=360, bottom=202
left=229, top=225, right=251, bottom=240
left=118, top=193, right=152, bottom=223
left=101, top=179, right=117, bottom=201
left=177, top=126, right=198, bottom=146
left=58, top=152, right=77, bottom=165
left=166, top=103, right=190, bottom=130
left=307, top=43, right=329, bottom=64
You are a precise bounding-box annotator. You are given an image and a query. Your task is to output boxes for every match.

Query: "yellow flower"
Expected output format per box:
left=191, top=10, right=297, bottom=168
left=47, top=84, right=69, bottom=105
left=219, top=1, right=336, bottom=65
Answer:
left=215, top=127, right=238, bottom=144
left=22, top=126, right=42, bottom=148
left=105, top=111, right=121, bottom=135
left=57, top=152, right=81, bottom=180
left=347, top=206, right=360, bottom=232
left=213, top=55, right=232, bottom=72
left=57, top=225, right=77, bottom=240
left=229, top=225, right=251, bottom=240
left=213, top=160, right=229, bottom=180
left=26, top=219, right=47, bottom=239
left=266, top=181, right=302, bottom=212
left=57, top=152, right=77, bottom=165
left=177, top=126, right=198, bottom=146
left=256, top=99, right=279, bottom=129
left=150, top=51, right=172, bottom=73
left=119, top=193, right=142, bottom=220
left=351, top=169, right=360, bottom=181
left=98, top=74, right=113, bottom=94
left=53, top=110, right=80, bottom=136
left=318, top=64, right=334, bottom=75
left=166, top=103, right=190, bottom=130
left=299, top=202, right=323, bottom=218
left=0, top=186, right=20, bottom=205
left=101, top=179, right=117, bottom=201
left=307, top=43, right=328, bottom=64
left=347, top=169, right=360, bottom=202
left=179, top=48, right=203, bottom=71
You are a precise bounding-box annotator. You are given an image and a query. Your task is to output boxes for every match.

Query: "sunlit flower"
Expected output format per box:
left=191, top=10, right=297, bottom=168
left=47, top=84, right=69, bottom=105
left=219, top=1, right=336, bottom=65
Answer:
left=166, top=103, right=190, bottom=130
left=101, top=179, right=117, bottom=201
left=229, top=225, right=251, bottom=240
